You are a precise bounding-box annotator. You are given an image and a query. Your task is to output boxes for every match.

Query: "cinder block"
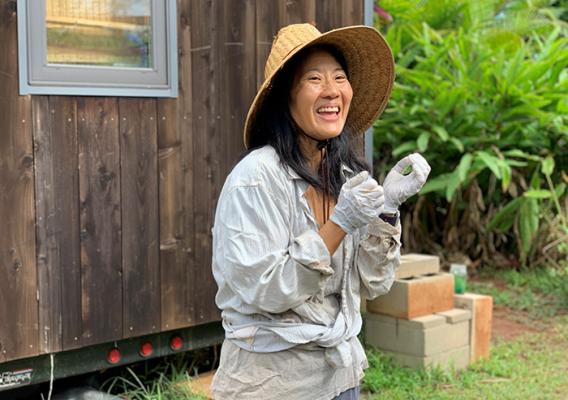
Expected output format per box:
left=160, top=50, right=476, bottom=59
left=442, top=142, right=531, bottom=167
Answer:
left=436, top=308, right=472, bottom=324
left=454, top=293, right=493, bottom=361
left=381, top=345, right=470, bottom=370
left=365, top=310, right=470, bottom=357
left=367, top=273, right=455, bottom=319
left=396, top=253, right=440, bottom=279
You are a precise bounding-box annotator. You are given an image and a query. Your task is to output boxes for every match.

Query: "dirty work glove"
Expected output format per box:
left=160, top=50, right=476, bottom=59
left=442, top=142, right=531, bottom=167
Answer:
left=330, top=171, right=384, bottom=234
left=383, top=153, right=431, bottom=214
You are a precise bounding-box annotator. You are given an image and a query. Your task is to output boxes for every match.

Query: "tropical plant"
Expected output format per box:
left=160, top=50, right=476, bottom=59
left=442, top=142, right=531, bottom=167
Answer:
left=374, top=0, right=568, bottom=268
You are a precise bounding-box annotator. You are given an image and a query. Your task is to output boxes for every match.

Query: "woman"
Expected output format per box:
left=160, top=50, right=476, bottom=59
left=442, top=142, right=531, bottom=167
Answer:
left=211, top=23, right=430, bottom=399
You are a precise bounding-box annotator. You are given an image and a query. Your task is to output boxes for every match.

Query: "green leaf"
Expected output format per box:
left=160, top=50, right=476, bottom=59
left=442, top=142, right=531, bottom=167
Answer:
left=432, top=125, right=449, bottom=142
left=500, top=160, right=512, bottom=192
left=417, top=132, right=430, bottom=152
left=555, top=183, right=566, bottom=198
left=476, top=151, right=502, bottom=179
left=449, top=137, right=464, bottom=152
left=503, top=149, right=542, bottom=162
left=487, top=197, right=523, bottom=232
left=445, top=170, right=461, bottom=202
left=420, top=173, right=452, bottom=195
left=457, top=153, right=473, bottom=182
left=523, top=190, right=552, bottom=199
left=519, top=198, right=539, bottom=257
left=541, top=155, right=555, bottom=177
left=392, top=141, right=416, bottom=157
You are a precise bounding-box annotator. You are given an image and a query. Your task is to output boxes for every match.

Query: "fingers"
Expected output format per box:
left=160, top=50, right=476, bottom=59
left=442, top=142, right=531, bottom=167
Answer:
left=392, top=154, right=412, bottom=174
left=408, top=153, right=431, bottom=185
left=345, top=170, right=369, bottom=188
left=393, top=153, right=431, bottom=181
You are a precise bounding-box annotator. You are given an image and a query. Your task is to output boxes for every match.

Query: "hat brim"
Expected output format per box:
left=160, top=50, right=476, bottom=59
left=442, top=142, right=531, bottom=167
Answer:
left=244, top=25, right=395, bottom=148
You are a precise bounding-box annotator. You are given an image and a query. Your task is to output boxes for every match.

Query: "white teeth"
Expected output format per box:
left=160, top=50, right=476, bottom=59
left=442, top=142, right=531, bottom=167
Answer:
left=317, top=106, right=339, bottom=113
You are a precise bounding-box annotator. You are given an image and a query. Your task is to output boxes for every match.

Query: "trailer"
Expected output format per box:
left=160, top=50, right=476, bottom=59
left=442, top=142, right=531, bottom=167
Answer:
left=0, top=0, right=368, bottom=394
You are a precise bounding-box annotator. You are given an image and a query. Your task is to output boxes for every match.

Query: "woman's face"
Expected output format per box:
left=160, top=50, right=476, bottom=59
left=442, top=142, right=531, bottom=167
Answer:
left=289, top=49, right=353, bottom=141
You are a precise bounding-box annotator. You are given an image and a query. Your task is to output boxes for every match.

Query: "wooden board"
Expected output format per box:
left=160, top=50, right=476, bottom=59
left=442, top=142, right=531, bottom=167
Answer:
left=219, top=0, right=254, bottom=176
left=52, top=97, right=83, bottom=351
left=77, top=97, right=122, bottom=346
left=0, top=0, right=38, bottom=363
left=281, top=0, right=316, bottom=25
left=33, top=95, right=82, bottom=353
left=119, top=98, right=160, bottom=338
left=158, top=0, right=194, bottom=330
left=191, top=0, right=219, bottom=324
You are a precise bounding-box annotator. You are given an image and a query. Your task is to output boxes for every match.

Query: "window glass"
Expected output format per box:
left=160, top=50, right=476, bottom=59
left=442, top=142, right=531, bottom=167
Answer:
left=46, top=0, right=152, bottom=68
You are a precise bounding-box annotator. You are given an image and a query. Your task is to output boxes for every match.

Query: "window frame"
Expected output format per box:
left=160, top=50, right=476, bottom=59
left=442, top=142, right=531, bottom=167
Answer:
left=17, top=0, right=178, bottom=98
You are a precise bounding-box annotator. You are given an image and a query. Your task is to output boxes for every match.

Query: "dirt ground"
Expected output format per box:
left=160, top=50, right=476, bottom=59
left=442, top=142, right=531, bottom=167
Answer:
left=491, top=306, right=541, bottom=341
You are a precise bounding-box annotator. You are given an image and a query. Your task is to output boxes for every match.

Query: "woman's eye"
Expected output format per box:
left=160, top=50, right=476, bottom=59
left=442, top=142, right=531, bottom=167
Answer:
left=308, top=76, right=321, bottom=81
left=336, top=75, right=347, bottom=81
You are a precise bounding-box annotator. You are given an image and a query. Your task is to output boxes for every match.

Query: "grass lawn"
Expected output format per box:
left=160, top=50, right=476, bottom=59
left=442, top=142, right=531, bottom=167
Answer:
left=361, top=267, right=568, bottom=400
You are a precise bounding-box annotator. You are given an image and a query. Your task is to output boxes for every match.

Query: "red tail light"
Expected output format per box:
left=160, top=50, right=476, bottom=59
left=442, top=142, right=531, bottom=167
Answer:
left=139, top=341, right=153, bottom=357
left=106, top=348, right=121, bottom=364
left=170, top=335, right=183, bottom=351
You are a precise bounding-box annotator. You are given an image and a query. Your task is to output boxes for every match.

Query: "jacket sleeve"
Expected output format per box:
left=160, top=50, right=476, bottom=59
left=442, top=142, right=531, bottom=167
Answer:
left=215, top=183, right=334, bottom=314
left=356, top=218, right=401, bottom=300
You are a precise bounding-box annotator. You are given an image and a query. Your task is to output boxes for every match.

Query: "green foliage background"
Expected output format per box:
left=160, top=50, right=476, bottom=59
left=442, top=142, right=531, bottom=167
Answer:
left=374, top=0, right=568, bottom=268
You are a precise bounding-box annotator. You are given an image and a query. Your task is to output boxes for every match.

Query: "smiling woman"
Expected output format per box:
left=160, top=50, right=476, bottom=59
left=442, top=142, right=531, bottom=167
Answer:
left=210, top=23, right=431, bottom=400
left=290, top=48, right=353, bottom=144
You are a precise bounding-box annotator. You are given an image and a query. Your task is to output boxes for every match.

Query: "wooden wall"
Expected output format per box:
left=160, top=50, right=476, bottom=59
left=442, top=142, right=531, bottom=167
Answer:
left=0, top=0, right=364, bottom=363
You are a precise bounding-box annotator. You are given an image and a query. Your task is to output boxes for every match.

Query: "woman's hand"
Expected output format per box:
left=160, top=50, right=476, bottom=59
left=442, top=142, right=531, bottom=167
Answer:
left=383, top=153, right=431, bottom=213
left=330, top=171, right=384, bottom=234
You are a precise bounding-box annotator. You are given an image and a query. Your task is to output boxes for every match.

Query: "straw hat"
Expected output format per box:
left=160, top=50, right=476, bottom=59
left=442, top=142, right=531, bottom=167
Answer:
left=244, top=23, right=395, bottom=148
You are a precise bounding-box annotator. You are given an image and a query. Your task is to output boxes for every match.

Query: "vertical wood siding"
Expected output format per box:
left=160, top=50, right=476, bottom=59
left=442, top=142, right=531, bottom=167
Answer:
left=0, top=0, right=38, bottom=363
left=0, top=0, right=364, bottom=363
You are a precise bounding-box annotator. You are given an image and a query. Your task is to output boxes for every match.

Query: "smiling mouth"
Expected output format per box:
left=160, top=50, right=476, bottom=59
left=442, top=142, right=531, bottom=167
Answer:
left=316, top=106, right=340, bottom=115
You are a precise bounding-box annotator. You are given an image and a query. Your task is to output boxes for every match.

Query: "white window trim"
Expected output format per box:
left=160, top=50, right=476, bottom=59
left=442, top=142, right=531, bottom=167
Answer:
left=17, top=0, right=178, bottom=98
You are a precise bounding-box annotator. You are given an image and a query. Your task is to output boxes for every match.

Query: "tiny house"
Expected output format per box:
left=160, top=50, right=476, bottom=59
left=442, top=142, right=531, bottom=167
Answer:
left=0, top=0, right=370, bottom=392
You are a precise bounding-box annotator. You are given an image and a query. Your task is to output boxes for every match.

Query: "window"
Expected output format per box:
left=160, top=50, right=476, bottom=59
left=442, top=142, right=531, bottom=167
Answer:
left=18, top=0, right=178, bottom=97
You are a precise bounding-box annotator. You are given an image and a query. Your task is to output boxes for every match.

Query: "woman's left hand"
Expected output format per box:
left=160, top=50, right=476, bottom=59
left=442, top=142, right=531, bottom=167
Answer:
left=383, top=153, right=431, bottom=213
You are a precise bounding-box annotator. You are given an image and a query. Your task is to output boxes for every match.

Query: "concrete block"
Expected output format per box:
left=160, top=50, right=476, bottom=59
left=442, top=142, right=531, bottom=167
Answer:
left=367, top=273, right=455, bottom=319
left=398, top=314, right=446, bottom=330
left=396, top=253, right=440, bottom=279
left=381, top=345, right=470, bottom=370
left=454, top=293, right=493, bottom=361
left=365, top=310, right=470, bottom=357
left=436, top=308, right=472, bottom=324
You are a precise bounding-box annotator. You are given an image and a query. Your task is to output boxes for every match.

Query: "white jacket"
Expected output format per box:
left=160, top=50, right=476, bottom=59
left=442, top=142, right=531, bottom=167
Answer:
left=212, top=145, right=400, bottom=367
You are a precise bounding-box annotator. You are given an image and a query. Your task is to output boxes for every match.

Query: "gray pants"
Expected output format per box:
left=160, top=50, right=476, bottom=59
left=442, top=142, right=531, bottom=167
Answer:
left=333, top=386, right=360, bottom=400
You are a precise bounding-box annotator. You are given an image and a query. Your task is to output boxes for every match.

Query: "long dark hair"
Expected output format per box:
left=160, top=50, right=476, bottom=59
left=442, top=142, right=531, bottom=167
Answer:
left=248, top=44, right=369, bottom=200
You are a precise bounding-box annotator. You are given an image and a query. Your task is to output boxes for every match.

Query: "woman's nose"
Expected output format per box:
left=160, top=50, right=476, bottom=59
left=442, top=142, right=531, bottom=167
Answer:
left=321, top=79, right=340, bottom=98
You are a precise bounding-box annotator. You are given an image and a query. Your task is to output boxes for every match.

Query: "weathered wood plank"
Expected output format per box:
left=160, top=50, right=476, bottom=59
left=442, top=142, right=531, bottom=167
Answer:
left=119, top=98, right=160, bottom=338
left=51, top=97, right=82, bottom=351
left=281, top=0, right=316, bottom=25
left=342, top=0, right=364, bottom=26
left=256, top=0, right=281, bottom=88
left=191, top=0, right=218, bottom=325
left=219, top=0, right=254, bottom=178
left=158, top=0, right=194, bottom=331
left=77, top=97, right=122, bottom=346
left=34, top=95, right=82, bottom=354
left=316, top=0, right=342, bottom=32
left=0, top=0, right=38, bottom=363
left=32, top=96, right=60, bottom=355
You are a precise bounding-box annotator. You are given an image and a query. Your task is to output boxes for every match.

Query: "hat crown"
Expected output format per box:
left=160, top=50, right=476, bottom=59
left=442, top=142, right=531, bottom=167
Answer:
left=264, top=23, right=322, bottom=80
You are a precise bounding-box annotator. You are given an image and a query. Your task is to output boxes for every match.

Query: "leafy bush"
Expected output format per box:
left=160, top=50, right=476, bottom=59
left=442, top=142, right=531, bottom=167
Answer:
left=374, top=0, right=568, bottom=268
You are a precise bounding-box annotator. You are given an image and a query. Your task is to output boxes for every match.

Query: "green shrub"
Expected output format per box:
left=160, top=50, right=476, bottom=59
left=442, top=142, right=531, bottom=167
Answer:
left=375, top=0, right=568, bottom=267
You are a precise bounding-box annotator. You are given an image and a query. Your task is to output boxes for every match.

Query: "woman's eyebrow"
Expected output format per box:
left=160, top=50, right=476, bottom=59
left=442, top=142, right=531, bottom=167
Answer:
left=303, top=67, right=346, bottom=74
